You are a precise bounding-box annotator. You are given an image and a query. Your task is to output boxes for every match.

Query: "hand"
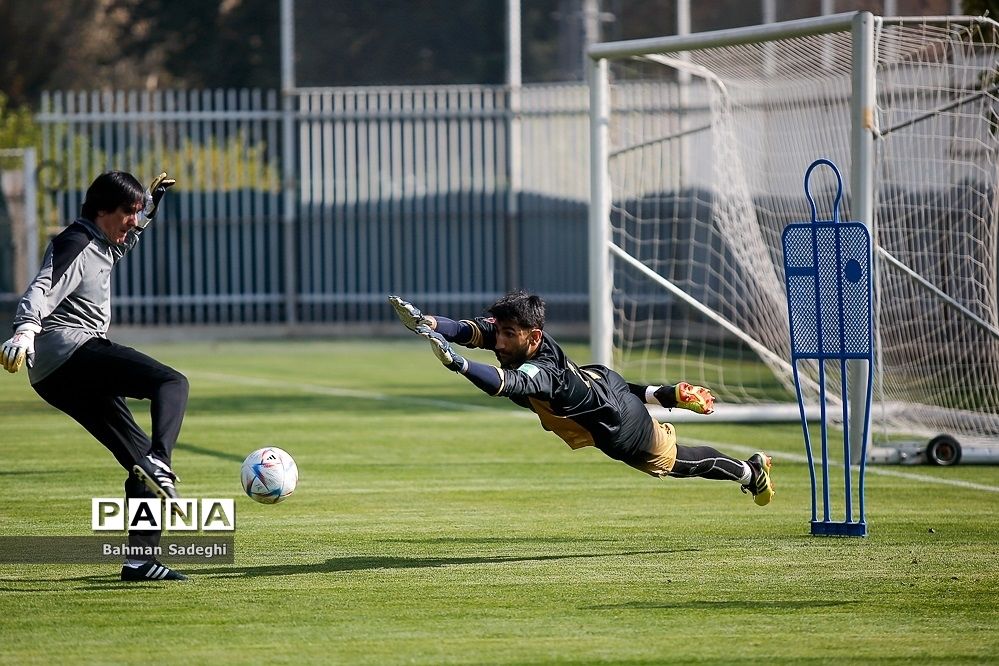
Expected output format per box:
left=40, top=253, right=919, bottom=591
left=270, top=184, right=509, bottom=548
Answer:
left=415, top=325, right=467, bottom=373
left=137, top=172, right=177, bottom=228
left=389, top=295, right=433, bottom=332
left=1, top=329, right=36, bottom=373
left=673, top=382, right=715, bottom=415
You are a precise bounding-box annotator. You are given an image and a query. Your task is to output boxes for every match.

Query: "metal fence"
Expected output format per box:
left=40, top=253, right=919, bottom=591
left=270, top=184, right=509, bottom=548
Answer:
left=35, top=84, right=591, bottom=327
left=0, top=148, right=39, bottom=319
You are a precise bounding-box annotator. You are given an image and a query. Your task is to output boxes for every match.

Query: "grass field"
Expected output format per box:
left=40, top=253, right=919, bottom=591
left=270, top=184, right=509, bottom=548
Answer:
left=1, top=339, right=998, bottom=665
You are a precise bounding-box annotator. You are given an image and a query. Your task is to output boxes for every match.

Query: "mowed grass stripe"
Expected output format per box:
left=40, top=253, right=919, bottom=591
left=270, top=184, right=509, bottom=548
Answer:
left=0, top=340, right=996, bottom=665
left=189, top=367, right=999, bottom=496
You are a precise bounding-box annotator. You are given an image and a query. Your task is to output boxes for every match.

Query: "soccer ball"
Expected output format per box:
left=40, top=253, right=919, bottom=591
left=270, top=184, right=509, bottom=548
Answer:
left=240, top=446, right=299, bottom=504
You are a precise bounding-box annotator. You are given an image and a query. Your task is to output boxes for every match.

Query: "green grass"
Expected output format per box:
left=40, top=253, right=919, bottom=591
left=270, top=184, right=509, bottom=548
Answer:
left=2, top=339, right=998, bottom=665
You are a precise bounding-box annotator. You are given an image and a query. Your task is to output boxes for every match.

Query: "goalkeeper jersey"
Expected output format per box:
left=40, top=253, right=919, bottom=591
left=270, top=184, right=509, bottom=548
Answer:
left=459, top=317, right=655, bottom=464
left=12, top=218, right=142, bottom=384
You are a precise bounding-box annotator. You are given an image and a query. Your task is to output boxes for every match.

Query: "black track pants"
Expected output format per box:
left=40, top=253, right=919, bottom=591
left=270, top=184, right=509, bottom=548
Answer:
left=33, top=337, right=189, bottom=468
left=33, top=337, right=189, bottom=553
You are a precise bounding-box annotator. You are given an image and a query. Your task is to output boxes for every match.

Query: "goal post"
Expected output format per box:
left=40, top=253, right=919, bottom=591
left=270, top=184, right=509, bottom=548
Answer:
left=587, top=11, right=999, bottom=458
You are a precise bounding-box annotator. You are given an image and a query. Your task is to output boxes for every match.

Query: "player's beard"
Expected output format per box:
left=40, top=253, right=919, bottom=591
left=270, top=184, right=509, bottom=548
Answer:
left=495, top=344, right=530, bottom=369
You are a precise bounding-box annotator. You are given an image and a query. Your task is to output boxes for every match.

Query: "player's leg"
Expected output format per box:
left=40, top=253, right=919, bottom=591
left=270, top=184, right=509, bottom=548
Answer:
left=670, top=443, right=775, bottom=506
left=71, top=338, right=189, bottom=463
left=34, top=371, right=151, bottom=469
left=119, top=471, right=188, bottom=582
left=33, top=339, right=183, bottom=498
left=623, top=416, right=775, bottom=505
left=670, top=444, right=751, bottom=481
left=32, top=380, right=187, bottom=579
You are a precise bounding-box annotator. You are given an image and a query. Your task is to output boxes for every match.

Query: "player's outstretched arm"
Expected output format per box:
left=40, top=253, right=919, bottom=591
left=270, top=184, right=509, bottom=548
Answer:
left=629, top=381, right=715, bottom=415
left=415, top=325, right=503, bottom=395
left=388, top=295, right=482, bottom=346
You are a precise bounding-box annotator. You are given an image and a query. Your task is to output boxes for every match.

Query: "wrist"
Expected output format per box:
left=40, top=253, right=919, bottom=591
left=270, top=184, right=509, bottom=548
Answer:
left=653, top=385, right=678, bottom=408
left=14, top=323, right=41, bottom=335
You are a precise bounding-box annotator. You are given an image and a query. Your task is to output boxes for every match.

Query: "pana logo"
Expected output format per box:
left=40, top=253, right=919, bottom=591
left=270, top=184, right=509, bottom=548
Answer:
left=91, top=498, right=235, bottom=532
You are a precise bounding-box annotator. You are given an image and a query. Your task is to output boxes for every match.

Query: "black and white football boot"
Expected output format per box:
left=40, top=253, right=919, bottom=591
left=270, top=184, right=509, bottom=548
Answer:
left=132, top=454, right=179, bottom=499
left=120, top=560, right=189, bottom=582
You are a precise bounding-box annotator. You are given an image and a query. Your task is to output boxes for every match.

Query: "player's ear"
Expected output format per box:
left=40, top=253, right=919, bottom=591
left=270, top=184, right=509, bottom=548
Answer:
left=528, top=328, right=543, bottom=346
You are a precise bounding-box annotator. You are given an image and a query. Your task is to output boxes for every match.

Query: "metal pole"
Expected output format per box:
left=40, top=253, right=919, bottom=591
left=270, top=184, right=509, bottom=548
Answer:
left=23, top=148, right=38, bottom=279
left=850, top=11, right=876, bottom=463
left=822, top=0, right=836, bottom=70
left=280, top=0, right=298, bottom=325
left=582, top=0, right=602, bottom=80
left=588, top=57, right=613, bottom=366
left=506, top=0, right=522, bottom=289
left=762, top=0, right=777, bottom=76
left=677, top=0, right=691, bottom=187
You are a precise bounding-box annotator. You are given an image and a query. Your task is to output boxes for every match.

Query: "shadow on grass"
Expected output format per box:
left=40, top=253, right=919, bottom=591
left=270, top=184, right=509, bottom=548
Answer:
left=195, top=548, right=698, bottom=578
left=0, top=548, right=700, bottom=593
left=174, top=441, right=246, bottom=463
left=583, top=599, right=856, bottom=611
left=0, top=548, right=697, bottom=588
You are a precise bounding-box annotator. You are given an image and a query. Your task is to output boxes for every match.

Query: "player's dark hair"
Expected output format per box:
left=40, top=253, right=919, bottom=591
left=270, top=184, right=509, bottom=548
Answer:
left=80, top=171, right=144, bottom=220
left=488, top=290, right=545, bottom=330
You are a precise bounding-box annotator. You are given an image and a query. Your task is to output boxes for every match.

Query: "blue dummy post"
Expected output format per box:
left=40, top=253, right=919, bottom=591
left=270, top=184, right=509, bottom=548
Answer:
left=781, top=159, right=873, bottom=537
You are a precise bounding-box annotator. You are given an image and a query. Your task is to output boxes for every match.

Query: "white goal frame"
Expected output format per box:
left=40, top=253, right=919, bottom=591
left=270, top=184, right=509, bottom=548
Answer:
left=587, top=11, right=999, bottom=459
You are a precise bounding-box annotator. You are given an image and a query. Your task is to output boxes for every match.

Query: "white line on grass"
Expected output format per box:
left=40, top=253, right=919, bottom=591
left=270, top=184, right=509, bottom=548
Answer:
left=189, top=371, right=999, bottom=495
left=695, top=439, right=999, bottom=494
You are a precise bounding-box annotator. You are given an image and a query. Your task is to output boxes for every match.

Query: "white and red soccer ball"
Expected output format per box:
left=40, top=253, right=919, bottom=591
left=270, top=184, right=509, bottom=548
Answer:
left=240, top=446, right=299, bottom=504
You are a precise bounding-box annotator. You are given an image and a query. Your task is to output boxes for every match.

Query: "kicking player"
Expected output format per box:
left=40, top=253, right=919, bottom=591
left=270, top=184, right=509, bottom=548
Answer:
left=389, top=291, right=774, bottom=505
left=1, top=171, right=190, bottom=581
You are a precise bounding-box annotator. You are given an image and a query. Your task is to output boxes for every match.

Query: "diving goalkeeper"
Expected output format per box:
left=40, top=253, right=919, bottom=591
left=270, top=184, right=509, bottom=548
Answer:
left=389, top=291, right=774, bottom=505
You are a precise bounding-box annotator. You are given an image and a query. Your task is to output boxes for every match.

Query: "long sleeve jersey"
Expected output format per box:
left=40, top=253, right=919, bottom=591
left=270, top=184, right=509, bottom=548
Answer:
left=446, top=316, right=656, bottom=464
left=12, top=217, right=142, bottom=384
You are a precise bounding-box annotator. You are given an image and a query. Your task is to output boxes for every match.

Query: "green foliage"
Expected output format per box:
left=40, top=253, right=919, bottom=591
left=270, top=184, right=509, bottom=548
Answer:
left=1, top=339, right=997, bottom=664
left=41, top=126, right=280, bottom=193
left=0, top=93, right=40, bottom=168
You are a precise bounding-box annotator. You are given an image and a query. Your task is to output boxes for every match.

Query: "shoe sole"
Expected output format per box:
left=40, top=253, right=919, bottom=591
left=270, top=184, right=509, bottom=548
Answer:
left=120, top=571, right=190, bottom=582
left=132, top=464, right=175, bottom=500
left=753, top=453, right=775, bottom=506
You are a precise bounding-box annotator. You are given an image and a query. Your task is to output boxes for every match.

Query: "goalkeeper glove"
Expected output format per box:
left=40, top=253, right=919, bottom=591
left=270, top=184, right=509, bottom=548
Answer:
left=1, top=325, right=38, bottom=373
left=137, top=172, right=177, bottom=228
left=389, top=295, right=434, bottom=332
left=416, top=325, right=468, bottom=373
left=655, top=382, right=715, bottom=414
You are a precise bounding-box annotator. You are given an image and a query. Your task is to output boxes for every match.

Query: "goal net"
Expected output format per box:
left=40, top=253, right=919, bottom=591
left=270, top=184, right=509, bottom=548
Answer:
left=590, top=13, right=999, bottom=449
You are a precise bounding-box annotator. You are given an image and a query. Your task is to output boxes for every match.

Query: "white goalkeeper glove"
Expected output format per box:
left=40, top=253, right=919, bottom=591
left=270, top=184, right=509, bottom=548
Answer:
left=1, top=325, right=39, bottom=373
left=137, top=172, right=177, bottom=229
left=416, top=325, right=468, bottom=373
left=389, top=295, right=434, bottom=332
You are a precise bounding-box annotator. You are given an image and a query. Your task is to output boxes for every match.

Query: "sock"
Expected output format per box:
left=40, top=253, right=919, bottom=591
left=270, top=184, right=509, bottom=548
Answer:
left=738, top=461, right=752, bottom=485
left=124, top=559, right=147, bottom=568
left=645, top=385, right=662, bottom=405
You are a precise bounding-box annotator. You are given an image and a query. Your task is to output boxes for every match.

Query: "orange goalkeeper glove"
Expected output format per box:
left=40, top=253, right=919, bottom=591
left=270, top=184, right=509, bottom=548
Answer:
left=654, top=382, right=715, bottom=414
left=674, top=382, right=715, bottom=414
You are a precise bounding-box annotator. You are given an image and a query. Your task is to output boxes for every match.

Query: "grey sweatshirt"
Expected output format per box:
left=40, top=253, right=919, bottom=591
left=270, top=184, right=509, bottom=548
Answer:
left=12, top=217, right=142, bottom=384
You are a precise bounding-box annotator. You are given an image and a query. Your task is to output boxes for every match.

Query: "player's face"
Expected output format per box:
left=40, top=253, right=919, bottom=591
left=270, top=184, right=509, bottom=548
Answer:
left=95, top=202, right=142, bottom=245
left=493, top=320, right=542, bottom=369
